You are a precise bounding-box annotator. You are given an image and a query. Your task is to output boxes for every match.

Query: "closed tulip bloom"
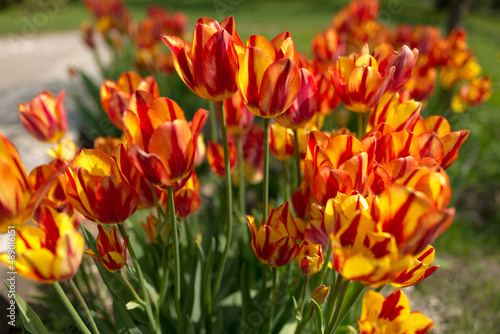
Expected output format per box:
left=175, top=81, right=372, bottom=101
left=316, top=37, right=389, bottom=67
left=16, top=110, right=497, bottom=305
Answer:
left=18, top=91, right=68, bottom=143
left=296, top=240, right=324, bottom=276
left=162, top=16, right=244, bottom=101
left=0, top=207, right=84, bottom=283
left=85, top=225, right=128, bottom=273
left=372, top=44, right=419, bottom=93
left=206, top=140, right=237, bottom=178
left=276, top=68, right=318, bottom=129
left=65, top=149, right=139, bottom=224
left=269, top=122, right=295, bottom=161
left=247, top=202, right=300, bottom=267
left=358, top=289, right=434, bottom=334
left=0, top=133, right=34, bottom=232
left=240, top=124, right=265, bottom=184
left=311, top=285, right=330, bottom=306
left=123, top=91, right=209, bottom=187
left=100, top=71, right=159, bottom=130
left=237, top=32, right=301, bottom=118
left=223, top=92, right=255, bottom=135
left=174, top=171, right=201, bottom=218
left=451, top=76, right=492, bottom=113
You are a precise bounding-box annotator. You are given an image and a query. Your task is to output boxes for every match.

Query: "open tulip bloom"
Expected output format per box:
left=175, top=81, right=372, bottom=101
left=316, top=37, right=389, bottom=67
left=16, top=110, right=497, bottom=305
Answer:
left=0, top=1, right=490, bottom=333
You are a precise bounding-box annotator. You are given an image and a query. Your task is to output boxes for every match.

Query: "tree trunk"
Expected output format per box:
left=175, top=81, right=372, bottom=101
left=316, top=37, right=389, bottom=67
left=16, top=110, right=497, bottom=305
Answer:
left=447, top=0, right=474, bottom=33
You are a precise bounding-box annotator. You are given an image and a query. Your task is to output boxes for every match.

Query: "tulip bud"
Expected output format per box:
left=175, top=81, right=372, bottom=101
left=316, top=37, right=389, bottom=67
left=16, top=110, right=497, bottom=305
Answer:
left=311, top=285, right=330, bottom=306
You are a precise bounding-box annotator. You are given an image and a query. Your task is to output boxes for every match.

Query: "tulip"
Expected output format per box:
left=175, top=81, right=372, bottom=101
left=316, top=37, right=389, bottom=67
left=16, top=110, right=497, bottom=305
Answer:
left=100, top=71, right=159, bottom=129
left=94, top=135, right=123, bottom=155
left=451, top=76, right=492, bottom=113
left=46, top=137, right=80, bottom=161
left=310, top=285, right=330, bottom=306
left=206, top=140, right=237, bottom=178
left=372, top=44, right=419, bottom=92
left=392, top=245, right=438, bottom=288
left=276, top=68, right=318, bottom=129
left=247, top=202, right=300, bottom=267
left=162, top=16, right=244, bottom=101
left=329, top=46, right=395, bottom=113
left=240, top=124, right=264, bottom=184
left=236, top=32, right=301, bottom=118
left=65, top=149, right=139, bottom=224
left=18, top=90, right=68, bottom=143
left=296, top=240, right=324, bottom=276
left=269, top=122, right=295, bottom=161
left=174, top=171, right=201, bottom=218
left=367, top=92, right=421, bottom=132
left=0, top=133, right=34, bottom=232
left=85, top=225, right=128, bottom=273
left=358, top=289, right=434, bottom=334
left=311, top=26, right=345, bottom=62
left=0, top=207, right=84, bottom=283
left=223, top=92, right=255, bottom=135
left=123, top=91, right=209, bottom=187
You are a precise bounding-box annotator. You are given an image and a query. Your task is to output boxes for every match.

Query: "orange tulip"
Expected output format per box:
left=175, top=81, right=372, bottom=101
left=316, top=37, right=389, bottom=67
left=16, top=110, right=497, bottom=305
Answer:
left=85, top=225, right=128, bottom=273
left=392, top=245, right=438, bottom=288
left=269, top=122, right=295, bottom=161
left=65, top=149, right=139, bottom=224
left=18, top=91, right=68, bottom=143
left=358, top=289, right=434, bottom=334
left=206, top=140, right=237, bottom=178
left=123, top=91, right=209, bottom=187
left=240, top=124, right=264, bottom=184
left=247, top=202, right=300, bottom=267
left=276, top=68, right=318, bottom=129
left=0, top=207, right=84, bottom=283
left=93, top=135, right=123, bottom=155
left=162, top=16, right=244, bottom=101
left=367, top=92, right=421, bottom=132
left=311, top=26, right=345, bottom=63
left=236, top=32, right=301, bottom=118
left=100, top=71, right=159, bottom=129
left=372, top=44, right=419, bottom=92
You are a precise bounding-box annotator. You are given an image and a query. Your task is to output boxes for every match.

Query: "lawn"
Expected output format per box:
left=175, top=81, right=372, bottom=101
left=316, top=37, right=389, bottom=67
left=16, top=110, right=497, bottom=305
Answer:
left=1, top=0, right=500, bottom=332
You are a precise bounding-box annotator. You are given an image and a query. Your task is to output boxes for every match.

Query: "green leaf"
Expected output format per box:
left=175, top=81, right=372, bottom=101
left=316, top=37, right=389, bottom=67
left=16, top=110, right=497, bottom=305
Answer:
left=4, top=282, right=49, bottom=334
left=292, top=296, right=302, bottom=321
left=311, top=299, right=324, bottom=334
left=113, top=299, right=144, bottom=334
left=240, top=263, right=253, bottom=325
left=212, top=309, right=224, bottom=334
left=186, top=315, right=196, bottom=334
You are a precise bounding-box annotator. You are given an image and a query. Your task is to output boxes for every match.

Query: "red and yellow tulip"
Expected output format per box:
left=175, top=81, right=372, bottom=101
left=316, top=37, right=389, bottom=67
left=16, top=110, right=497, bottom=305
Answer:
left=247, top=202, right=300, bottom=267
left=100, top=71, right=159, bottom=130
left=85, top=225, right=128, bottom=273
left=162, top=16, right=244, bottom=101
left=206, top=140, right=237, bottom=178
left=174, top=171, right=201, bottom=218
left=65, top=149, right=139, bottom=224
left=296, top=240, right=324, bottom=276
left=276, top=68, right=318, bottom=129
left=0, top=207, right=84, bottom=283
left=236, top=32, right=301, bottom=118
left=123, top=91, right=209, bottom=187
left=451, top=76, right=492, bottom=113
left=223, top=92, right=255, bottom=135
left=18, top=91, right=68, bottom=143
left=269, top=122, right=295, bottom=161
left=0, top=133, right=34, bottom=232
left=358, top=289, right=433, bottom=334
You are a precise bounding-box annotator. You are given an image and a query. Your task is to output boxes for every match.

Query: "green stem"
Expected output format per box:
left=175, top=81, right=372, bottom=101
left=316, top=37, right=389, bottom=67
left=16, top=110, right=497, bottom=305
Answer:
left=237, top=134, right=246, bottom=221
left=263, top=118, right=270, bottom=223
left=299, top=276, right=309, bottom=315
left=209, top=100, right=218, bottom=142
left=68, top=279, right=100, bottom=334
left=267, top=267, right=277, bottom=334
left=120, top=271, right=146, bottom=306
left=53, top=282, right=91, bottom=334
left=157, top=247, right=170, bottom=305
left=331, top=283, right=366, bottom=334
left=213, top=100, right=234, bottom=305
left=357, top=113, right=363, bottom=139
left=317, top=246, right=332, bottom=286
left=118, top=224, right=160, bottom=334
left=282, top=161, right=291, bottom=203
left=293, top=129, right=302, bottom=189
left=295, top=304, right=315, bottom=334
left=325, top=280, right=350, bottom=334
left=324, top=273, right=341, bottom=332
left=167, top=185, right=184, bottom=333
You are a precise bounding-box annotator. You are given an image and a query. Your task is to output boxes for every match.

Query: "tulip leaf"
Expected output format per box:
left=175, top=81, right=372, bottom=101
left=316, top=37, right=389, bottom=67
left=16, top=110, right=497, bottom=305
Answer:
left=125, top=301, right=144, bottom=311
left=4, top=282, right=49, bottom=334
left=311, top=299, right=324, bottom=334
left=292, top=296, right=302, bottom=321
left=113, top=299, right=144, bottom=334
left=212, top=309, right=224, bottom=334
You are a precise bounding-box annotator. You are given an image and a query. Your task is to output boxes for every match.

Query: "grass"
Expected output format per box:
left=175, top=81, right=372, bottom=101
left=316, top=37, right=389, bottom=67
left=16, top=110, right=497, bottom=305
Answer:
left=1, top=0, right=500, bottom=332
